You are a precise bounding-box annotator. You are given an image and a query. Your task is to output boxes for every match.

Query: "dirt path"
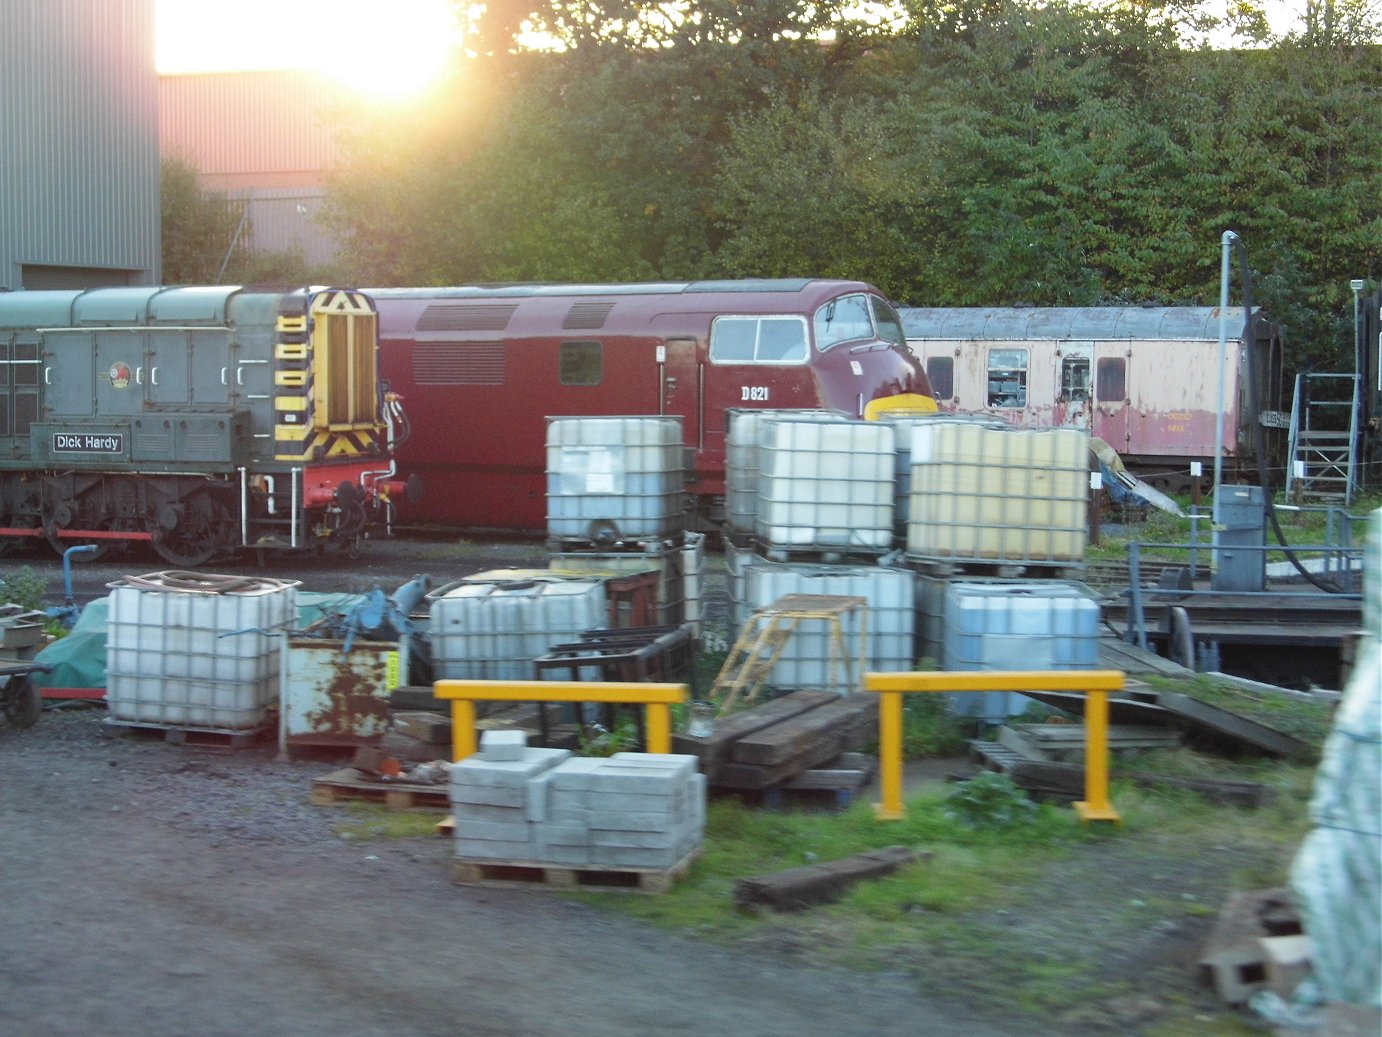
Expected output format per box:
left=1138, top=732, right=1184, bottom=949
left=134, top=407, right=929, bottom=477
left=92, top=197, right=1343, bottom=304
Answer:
left=0, top=711, right=1039, bottom=1037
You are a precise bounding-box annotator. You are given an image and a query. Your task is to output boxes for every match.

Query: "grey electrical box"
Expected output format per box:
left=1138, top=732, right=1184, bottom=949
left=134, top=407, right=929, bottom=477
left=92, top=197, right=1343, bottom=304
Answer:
left=1213, top=485, right=1267, bottom=592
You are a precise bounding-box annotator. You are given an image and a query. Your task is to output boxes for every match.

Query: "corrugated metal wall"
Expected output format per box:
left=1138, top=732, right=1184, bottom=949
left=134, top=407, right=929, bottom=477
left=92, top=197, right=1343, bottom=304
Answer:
left=159, top=71, right=348, bottom=269
left=0, top=0, right=160, bottom=289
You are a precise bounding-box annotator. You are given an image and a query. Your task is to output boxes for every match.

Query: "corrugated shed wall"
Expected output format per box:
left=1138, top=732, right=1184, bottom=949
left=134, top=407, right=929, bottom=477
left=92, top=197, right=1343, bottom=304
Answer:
left=159, top=71, right=348, bottom=189
left=0, top=0, right=160, bottom=288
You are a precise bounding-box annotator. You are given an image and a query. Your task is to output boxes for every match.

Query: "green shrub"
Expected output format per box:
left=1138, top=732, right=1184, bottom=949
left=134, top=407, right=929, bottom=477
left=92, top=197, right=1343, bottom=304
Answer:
left=0, top=567, right=48, bottom=612
left=943, top=773, right=1038, bottom=829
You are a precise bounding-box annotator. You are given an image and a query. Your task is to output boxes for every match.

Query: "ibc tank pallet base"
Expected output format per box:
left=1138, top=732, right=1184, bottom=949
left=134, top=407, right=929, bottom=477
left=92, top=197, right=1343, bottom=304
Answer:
left=449, top=847, right=699, bottom=894
left=757, top=543, right=892, bottom=565
left=904, top=556, right=1086, bottom=580
left=309, top=768, right=450, bottom=810
left=99, top=717, right=271, bottom=749
left=544, top=535, right=680, bottom=555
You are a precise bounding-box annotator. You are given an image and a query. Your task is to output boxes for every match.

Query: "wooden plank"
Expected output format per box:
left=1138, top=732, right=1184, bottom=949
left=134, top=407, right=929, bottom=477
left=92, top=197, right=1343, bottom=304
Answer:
left=672, top=690, right=835, bottom=780
left=733, top=846, right=926, bottom=911
left=1007, top=760, right=1276, bottom=808
left=1154, top=691, right=1311, bottom=759
left=450, top=849, right=698, bottom=895
left=730, top=695, right=876, bottom=766
left=310, top=768, right=450, bottom=810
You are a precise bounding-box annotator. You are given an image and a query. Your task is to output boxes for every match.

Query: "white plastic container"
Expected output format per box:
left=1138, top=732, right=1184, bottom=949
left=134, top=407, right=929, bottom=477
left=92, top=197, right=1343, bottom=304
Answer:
left=105, top=572, right=297, bottom=730
left=907, top=422, right=1089, bottom=564
left=941, top=581, right=1100, bottom=722
left=546, top=416, right=685, bottom=542
left=725, top=409, right=841, bottom=536
left=429, top=579, right=607, bottom=680
left=757, top=416, right=895, bottom=551
left=742, top=564, right=916, bottom=695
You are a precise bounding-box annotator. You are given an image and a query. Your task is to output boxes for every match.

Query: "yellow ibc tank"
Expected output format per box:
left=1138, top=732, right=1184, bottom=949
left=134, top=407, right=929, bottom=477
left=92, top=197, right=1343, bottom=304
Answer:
left=905, top=422, right=1089, bottom=564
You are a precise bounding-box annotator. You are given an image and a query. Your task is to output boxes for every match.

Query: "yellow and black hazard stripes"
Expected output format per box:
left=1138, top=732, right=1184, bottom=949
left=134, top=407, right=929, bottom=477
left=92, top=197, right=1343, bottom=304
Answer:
left=274, top=289, right=386, bottom=462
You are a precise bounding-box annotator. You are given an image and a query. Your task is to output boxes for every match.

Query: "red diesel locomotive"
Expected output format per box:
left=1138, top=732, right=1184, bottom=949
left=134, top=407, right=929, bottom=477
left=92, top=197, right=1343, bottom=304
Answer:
left=370, top=279, right=935, bottom=531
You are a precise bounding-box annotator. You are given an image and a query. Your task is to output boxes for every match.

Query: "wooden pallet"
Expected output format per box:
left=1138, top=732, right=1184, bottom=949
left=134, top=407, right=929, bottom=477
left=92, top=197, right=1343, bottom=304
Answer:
left=450, top=848, right=698, bottom=894
left=310, top=768, right=450, bottom=810
left=903, top=556, right=1085, bottom=580
left=99, top=717, right=270, bottom=749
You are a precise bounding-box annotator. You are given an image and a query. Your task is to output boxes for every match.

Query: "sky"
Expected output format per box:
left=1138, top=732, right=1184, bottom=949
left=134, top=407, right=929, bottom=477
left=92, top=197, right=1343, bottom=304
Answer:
left=156, top=0, right=1311, bottom=98
left=156, top=0, right=463, bottom=97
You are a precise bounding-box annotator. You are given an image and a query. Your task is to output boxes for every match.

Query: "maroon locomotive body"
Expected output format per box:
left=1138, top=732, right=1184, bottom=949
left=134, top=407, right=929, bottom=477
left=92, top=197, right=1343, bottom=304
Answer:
left=371, top=279, right=934, bottom=531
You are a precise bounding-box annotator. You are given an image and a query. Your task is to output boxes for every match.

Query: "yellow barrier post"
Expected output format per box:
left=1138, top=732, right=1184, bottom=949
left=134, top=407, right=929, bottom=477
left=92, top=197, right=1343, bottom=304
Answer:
left=864, top=670, right=1125, bottom=825
left=432, top=679, right=689, bottom=761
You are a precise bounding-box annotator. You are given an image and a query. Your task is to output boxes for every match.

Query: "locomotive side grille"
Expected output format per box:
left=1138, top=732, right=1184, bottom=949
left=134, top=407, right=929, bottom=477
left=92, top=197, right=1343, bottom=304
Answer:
left=414, top=341, right=505, bottom=385
left=562, top=301, right=615, bottom=330
left=416, top=304, right=519, bottom=332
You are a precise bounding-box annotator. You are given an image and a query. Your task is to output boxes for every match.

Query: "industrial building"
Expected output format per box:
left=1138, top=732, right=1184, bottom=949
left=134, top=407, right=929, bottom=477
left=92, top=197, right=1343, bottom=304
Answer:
left=0, top=0, right=160, bottom=290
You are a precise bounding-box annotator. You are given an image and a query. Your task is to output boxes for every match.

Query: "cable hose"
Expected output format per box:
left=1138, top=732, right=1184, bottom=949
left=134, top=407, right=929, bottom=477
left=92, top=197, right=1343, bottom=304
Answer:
left=1233, top=238, right=1345, bottom=593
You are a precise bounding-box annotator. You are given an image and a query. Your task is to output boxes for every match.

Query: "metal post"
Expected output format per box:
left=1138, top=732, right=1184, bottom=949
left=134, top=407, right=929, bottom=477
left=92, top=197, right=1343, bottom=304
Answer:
left=1212, top=231, right=1239, bottom=547
left=876, top=691, right=905, bottom=820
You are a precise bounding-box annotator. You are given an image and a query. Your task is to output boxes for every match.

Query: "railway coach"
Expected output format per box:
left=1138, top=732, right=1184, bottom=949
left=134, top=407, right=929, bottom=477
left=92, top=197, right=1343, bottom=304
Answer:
left=370, top=279, right=935, bottom=531
left=0, top=285, right=410, bottom=565
left=897, top=305, right=1288, bottom=488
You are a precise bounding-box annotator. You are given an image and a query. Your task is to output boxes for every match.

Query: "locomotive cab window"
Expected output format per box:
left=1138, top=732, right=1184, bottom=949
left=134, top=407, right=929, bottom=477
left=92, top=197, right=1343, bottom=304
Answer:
left=559, top=340, right=603, bottom=385
left=1096, top=357, right=1126, bottom=402
left=870, top=297, right=906, bottom=347
left=926, top=356, right=955, bottom=401
left=987, top=348, right=1028, bottom=408
left=710, top=316, right=808, bottom=364
left=814, top=294, right=874, bottom=350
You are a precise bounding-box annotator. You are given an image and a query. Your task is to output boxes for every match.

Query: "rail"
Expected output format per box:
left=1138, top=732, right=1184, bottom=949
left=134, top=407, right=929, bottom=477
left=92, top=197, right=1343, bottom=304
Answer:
left=864, top=670, right=1127, bottom=824
left=431, top=679, right=689, bottom=762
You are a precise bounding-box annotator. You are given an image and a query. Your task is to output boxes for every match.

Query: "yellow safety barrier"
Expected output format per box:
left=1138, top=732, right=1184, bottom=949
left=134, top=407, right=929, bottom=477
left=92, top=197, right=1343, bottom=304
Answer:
left=432, top=679, right=689, bottom=762
left=864, top=670, right=1126, bottom=824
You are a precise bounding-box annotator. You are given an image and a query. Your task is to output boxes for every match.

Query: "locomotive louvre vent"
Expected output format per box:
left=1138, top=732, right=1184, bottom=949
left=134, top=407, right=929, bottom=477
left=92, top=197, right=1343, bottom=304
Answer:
left=562, top=301, right=615, bottom=330
left=414, top=341, right=506, bottom=385
left=416, top=303, right=519, bottom=332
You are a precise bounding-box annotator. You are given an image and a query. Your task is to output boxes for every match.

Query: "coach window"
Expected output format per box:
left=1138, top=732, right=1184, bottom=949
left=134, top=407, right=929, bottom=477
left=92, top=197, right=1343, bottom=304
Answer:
left=987, top=348, right=1028, bottom=408
left=710, top=316, right=808, bottom=363
left=926, top=356, right=954, bottom=401
left=1060, top=356, right=1090, bottom=402
left=559, top=340, right=602, bottom=385
left=1096, top=357, right=1126, bottom=402
left=814, top=294, right=874, bottom=350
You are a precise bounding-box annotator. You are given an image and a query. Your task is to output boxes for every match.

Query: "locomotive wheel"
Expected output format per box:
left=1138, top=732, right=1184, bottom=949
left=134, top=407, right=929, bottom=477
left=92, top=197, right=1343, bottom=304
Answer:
left=44, top=526, right=113, bottom=562
left=152, top=491, right=235, bottom=568
left=2, top=674, right=42, bottom=729
left=0, top=514, right=38, bottom=557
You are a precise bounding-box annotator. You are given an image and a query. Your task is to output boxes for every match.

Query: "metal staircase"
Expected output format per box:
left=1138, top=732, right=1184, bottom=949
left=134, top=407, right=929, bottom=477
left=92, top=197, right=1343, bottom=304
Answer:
left=710, top=594, right=868, bottom=713
left=1285, top=373, right=1361, bottom=504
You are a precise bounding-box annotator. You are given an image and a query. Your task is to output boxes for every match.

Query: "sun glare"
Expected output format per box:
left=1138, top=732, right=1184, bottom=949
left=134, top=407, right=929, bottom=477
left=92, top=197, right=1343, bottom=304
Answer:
left=156, top=0, right=461, bottom=99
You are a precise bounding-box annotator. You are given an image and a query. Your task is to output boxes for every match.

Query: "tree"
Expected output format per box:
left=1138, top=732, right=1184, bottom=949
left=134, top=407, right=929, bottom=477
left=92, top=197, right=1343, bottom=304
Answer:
left=161, top=155, right=245, bottom=284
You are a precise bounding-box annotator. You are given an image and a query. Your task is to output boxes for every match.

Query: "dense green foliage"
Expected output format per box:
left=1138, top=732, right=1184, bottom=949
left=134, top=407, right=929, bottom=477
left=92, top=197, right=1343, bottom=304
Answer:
left=306, top=0, right=1379, bottom=369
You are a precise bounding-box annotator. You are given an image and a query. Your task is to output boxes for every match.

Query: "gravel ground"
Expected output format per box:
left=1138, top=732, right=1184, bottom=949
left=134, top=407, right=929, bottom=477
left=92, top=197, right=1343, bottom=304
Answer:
left=1, top=538, right=1054, bottom=1037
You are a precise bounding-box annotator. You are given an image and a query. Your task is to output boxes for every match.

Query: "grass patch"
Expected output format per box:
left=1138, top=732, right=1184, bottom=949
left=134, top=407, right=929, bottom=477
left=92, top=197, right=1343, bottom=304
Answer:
left=333, top=804, right=444, bottom=841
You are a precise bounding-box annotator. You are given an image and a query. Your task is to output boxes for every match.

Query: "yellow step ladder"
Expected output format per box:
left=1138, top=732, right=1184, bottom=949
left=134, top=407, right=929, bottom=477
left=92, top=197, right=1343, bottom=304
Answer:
left=710, top=593, right=869, bottom=712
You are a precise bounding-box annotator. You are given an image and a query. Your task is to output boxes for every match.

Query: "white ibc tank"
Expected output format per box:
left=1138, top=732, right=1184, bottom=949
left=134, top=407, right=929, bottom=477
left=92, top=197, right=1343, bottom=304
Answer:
left=546, top=416, right=685, bottom=542
left=907, top=422, right=1089, bottom=563
left=941, top=581, right=1100, bottom=722
left=743, top=564, right=916, bottom=695
left=105, top=572, right=298, bottom=730
left=757, top=416, right=895, bottom=551
left=725, top=409, right=842, bottom=536
left=429, top=579, right=607, bottom=680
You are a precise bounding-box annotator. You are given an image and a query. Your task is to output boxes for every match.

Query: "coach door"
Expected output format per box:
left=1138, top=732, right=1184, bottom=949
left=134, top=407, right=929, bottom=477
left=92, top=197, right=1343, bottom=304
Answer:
left=658, top=336, right=703, bottom=476
left=1093, top=345, right=1131, bottom=452
left=1056, top=342, right=1093, bottom=430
